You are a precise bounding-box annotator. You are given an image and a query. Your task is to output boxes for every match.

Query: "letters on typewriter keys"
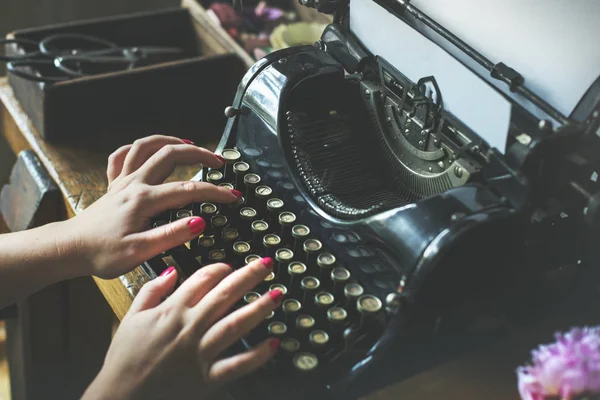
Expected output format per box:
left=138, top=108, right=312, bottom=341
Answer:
left=147, top=149, right=390, bottom=375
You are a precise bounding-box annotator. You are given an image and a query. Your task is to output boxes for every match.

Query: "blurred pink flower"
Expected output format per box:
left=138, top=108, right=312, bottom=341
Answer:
left=517, top=327, right=600, bottom=400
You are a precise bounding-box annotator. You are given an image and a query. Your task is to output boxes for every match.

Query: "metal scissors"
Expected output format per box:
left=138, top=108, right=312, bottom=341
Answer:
left=1, top=33, right=184, bottom=83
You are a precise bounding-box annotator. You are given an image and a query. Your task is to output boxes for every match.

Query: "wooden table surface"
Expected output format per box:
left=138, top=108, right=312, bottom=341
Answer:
left=2, top=78, right=599, bottom=400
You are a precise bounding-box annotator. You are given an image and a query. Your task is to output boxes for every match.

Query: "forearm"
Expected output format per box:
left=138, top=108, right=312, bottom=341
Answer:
left=0, top=220, right=83, bottom=308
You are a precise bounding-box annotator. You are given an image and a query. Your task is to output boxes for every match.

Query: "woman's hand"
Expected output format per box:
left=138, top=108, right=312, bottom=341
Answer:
left=60, top=135, right=241, bottom=279
left=83, top=257, right=282, bottom=400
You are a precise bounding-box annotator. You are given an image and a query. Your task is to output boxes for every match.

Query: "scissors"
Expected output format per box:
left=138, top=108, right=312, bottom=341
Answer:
left=1, top=33, right=184, bottom=83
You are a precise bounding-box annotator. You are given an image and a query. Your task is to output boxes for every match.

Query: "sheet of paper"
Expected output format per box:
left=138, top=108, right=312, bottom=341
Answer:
left=350, top=0, right=512, bottom=153
left=410, top=0, right=600, bottom=119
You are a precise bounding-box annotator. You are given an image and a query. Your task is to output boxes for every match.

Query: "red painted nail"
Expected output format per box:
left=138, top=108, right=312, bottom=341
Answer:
left=261, top=257, right=273, bottom=269
left=159, top=266, right=175, bottom=277
left=231, top=189, right=243, bottom=198
left=182, top=139, right=195, bottom=145
left=268, top=289, right=284, bottom=303
left=215, top=154, right=226, bottom=163
left=269, top=338, right=280, bottom=352
left=189, top=217, right=206, bottom=235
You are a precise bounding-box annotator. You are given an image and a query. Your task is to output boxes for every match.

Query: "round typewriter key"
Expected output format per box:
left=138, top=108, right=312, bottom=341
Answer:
left=314, top=292, right=335, bottom=309
left=267, top=321, right=287, bottom=337
left=296, top=314, right=316, bottom=331
left=206, top=170, right=223, bottom=185
left=288, top=261, right=307, bottom=292
left=262, top=233, right=281, bottom=257
left=240, top=207, right=257, bottom=220
left=275, top=248, right=294, bottom=276
left=266, top=198, right=284, bottom=225
left=269, top=283, right=287, bottom=296
left=222, top=149, right=241, bottom=164
left=218, top=182, right=234, bottom=190
left=281, top=338, right=301, bottom=354
left=245, top=254, right=261, bottom=264
left=232, top=241, right=251, bottom=266
left=243, top=173, right=261, bottom=200
left=251, top=220, right=269, bottom=249
left=344, top=283, right=364, bottom=310
left=176, top=209, right=193, bottom=219
left=327, top=306, right=348, bottom=328
left=264, top=271, right=276, bottom=284
left=292, top=225, right=310, bottom=254
left=293, top=352, right=319, bottom=372
left=303, top=239, right=322, bottom=266
left=278, top=211, right=296, bottom=243
left=308, top=330, right=330, bottom=351
left=210, top=215, right=228, bottom=237
left=222, top=228, right=239, bottom=243
left=232, top=161, right=249, bottom=189
left=317, top=252, right=336, bottom=279
left=282, top=299, right=302, bottom=323
left=331, top=267, right=351, bottom=295
left=208, top=249, right=226, bottom=263
left=200, top=203, right=218, bottom=220
left=255, top=185, right=272, bottom=200
left=300, top=276, right=320, bottom=305
left=265, top=310, right=275, bottom=320
left=357, top=294, right=383, bottom=329
left=243, top=291, right=261, bottom=305
left=198, top=236, right=216, bottom=249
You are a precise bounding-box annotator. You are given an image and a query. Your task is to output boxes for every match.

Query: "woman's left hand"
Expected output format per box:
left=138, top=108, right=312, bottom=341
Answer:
left=58, top=135, right=241, bottom=279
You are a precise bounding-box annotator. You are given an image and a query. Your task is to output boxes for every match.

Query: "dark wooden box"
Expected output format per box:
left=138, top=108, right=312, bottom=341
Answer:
left=5, top=8, right=248, bottom=146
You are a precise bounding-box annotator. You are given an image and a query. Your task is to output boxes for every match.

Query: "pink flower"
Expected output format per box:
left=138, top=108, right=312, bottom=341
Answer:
left=517, top=327, right=600, bottom=400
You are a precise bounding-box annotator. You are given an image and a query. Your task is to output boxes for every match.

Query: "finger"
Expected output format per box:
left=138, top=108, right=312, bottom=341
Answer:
left=121, top=135, right=200, bottom=177
left=128, top=266, right=178, bottom=314
left=200, top=289, right=283, bottom=359
left=166, top=263, right=232, bottom=307
left=134, top=144, right=225, bottom=185
left=189, top=257, right=274, bottom=327
left=146, top=181, right=241, bottom=215
left=126, top=217, right=207, bottom=261
left=107, top=144, right=132, bottom=183
left=207, top=338, right=280, bottom=384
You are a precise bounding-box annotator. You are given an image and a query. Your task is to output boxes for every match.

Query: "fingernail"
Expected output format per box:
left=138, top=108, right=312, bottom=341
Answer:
left=159, top=266, right=175, bottom=277
left=261, top=257, right=273, bottom=269
left=268, top=289, right=284, bottom=303
left=231, top=189, right=243, bottom=198
left=215, top=154, right=226, bottom=163
left=189, top=217, right=206, bottom=235
left=269, top=338, right=280, bottom=352
left=182, top=139, right=195, bottom=145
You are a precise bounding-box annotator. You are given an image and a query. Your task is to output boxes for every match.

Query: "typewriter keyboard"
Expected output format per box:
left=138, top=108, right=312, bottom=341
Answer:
left=143, top=148, right=385, bottom=375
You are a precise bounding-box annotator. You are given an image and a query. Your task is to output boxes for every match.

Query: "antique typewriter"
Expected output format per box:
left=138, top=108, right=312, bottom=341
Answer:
left=140, top=0, right=600, bottom=398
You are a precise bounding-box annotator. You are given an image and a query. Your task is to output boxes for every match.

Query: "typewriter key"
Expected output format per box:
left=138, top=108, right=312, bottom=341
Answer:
left=232, top=241, right=251, bottom=266
left=264, top=271, right=276, bottom=285
left=266, top=198, right=284, bottom=225
left=282, top=299, right=302, bottom=323
left=243, top=173, right=261, bottom=201
left=200, top=203, right=218, bottom=220
left=262, top=233, right=281, bottom=257
left=176, top=209, right=193, bottom=219
left=226, top=196, right=245, bottom=224
left=269, top=283, right=287, bottom=296
left=267, top=321, right=287, bottom=337
left=275, top=248, right=294, bottom=277
left=300, top=276, right=320, bottom=305
left=314, top=292, right=335, bottom=310
left=265, top=310, right=275, bottom=320
left=233, top=161, right=250, bottom=188
left=303, top=239, right=323, bottom=266
left=222, top=228, right=239, bottom=244
left=293, top=352, right=319, bottom=372
left=331, top=267, right=351, bottom=295
left=245, top=254, right=261, bottom=264
left=291, top=225, right=310, bottom=254
left=317, top=253, right=336, bottom=279
left=210, top=215, right=228, bottom=237
left=218, top=182, right=234, bottom=190
left=280, top=338, right=301, bottom=355
left=344, top=283, right=364, bottom=311
left=288, top=261, right=307, bottom=293
left=295, top=314, right=316, bottom=331
left=251, top=220, right=269, bottom=249
left=222, top=148, right=241, bottom=178
left=206, top=170, right=223, bottom=185
left=357, top=295, right=383, bottom=329
left=197, top=236, right=216, bottom=264
left=208, top=249, right=227, bottom=264
left=327, top=307, right=348, bottom=333
left=255, top=185, right=272, bottom=211
left=278, top=212, right=296, bottom=243
left=243, top=291, right=261, bottom=305
left=240, top=207, right=257, bottom=220
left=308, top=330, right=330, bottom=352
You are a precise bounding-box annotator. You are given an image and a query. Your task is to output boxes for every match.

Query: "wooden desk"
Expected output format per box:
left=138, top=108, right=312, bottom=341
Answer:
left=2, top=78, right=600, bottom=400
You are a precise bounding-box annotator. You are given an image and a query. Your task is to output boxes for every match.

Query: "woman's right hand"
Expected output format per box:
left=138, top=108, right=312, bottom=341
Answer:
left=83, top=256, right=282, bottom=400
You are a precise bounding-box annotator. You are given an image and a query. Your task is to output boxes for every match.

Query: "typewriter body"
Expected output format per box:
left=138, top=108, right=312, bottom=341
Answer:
left=142, top=0, right=600, bottom=398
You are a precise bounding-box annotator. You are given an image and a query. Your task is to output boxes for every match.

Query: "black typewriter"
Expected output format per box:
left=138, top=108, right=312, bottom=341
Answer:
left=141, top=0, right=600, bottom=398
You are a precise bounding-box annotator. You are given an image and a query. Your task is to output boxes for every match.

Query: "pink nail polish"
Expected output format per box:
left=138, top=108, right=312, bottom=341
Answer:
left=182, top=139, right=195, bottom=145
left=189, top=217, right=206, bottom=235
left=268, top=289, right=284, bottom=303
left=269, top=338, right=280, bottom=352
left=261, top=257, right=273, bottom=269
left=231, top=189, right=243, bottom=198
left=215, top=154, right=226, bottom=163
left=160, top=266, right=175, bottom=277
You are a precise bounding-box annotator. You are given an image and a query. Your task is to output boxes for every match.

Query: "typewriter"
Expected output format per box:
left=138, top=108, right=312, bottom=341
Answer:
left=140, top=0, right=600, bottom=398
